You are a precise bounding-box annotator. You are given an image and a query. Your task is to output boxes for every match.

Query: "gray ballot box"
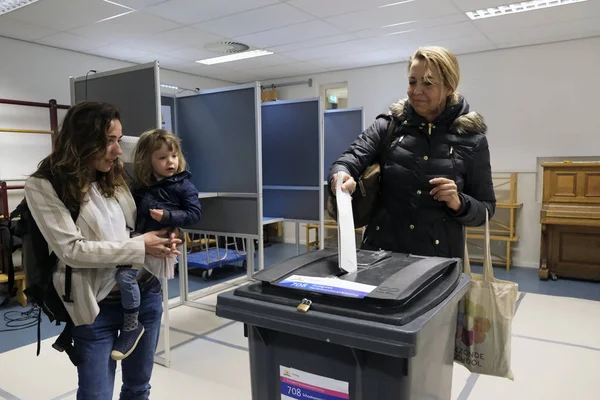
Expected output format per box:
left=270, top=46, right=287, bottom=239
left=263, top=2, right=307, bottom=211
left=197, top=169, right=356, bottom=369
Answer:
left=216, top=249, right=470, bottom=400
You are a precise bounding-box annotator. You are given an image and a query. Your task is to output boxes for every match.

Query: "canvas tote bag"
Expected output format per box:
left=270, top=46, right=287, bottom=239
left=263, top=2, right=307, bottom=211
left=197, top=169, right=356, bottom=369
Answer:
left=454, top=209, right=519, bottom=380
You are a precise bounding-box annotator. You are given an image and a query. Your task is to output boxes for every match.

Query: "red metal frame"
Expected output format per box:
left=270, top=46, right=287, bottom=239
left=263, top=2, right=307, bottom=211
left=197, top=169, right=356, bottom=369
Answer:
left=0, top=97, right=70, bottom=150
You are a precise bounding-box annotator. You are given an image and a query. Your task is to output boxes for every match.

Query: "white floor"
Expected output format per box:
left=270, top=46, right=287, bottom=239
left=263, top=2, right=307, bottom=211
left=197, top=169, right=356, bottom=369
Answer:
left=1, top=286, right=600, bottom=400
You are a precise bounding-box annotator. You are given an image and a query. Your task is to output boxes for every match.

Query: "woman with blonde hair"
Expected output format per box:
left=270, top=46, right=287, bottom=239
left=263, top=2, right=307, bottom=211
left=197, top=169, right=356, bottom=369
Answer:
left=329, top=46, right=495, bottom=258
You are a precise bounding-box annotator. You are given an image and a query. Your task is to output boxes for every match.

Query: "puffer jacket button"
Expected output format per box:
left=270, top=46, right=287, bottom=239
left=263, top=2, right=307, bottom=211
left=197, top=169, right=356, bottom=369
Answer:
left=376, top=226, right=380, bottom=231
left=435, top=239, right=440, bottom=245
left=409, top=224, right=415, bottom=230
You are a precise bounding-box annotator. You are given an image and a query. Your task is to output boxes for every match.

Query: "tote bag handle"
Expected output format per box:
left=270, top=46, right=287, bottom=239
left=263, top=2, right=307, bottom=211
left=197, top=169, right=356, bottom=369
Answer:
left=463, top=208, right=494, bottom=282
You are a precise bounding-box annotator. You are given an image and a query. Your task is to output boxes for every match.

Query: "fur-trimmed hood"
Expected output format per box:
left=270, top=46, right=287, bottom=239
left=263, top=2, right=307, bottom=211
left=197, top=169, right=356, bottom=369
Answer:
left=389, top=97, right=487, bottom=135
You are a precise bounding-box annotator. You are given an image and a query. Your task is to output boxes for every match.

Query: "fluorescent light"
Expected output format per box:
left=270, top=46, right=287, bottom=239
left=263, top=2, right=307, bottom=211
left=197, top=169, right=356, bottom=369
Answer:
left=382, top=20, right=416, bottom=28
left=0, top=0, right=40, bottom=16
left=95, top=10, right=135, bottom=23
left=466, top=0, right=587, bottom=20
left=161, top=84, right=179, bottom=90
left=385, top=29, right=415, bottom=36
left=196, top=49, right=274, bottom=65
left=103, top=0, right=134, bottom=10
left=379, top=0, right=416, bottom=8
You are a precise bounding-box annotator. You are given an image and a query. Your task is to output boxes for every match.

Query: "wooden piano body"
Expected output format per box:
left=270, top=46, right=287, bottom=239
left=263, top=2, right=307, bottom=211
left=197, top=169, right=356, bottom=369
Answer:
left=539, top=162, right=600, bottom=281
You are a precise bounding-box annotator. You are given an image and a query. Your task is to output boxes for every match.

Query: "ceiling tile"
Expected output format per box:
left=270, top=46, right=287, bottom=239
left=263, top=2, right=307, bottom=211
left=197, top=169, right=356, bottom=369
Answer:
left=234, top=20, right=344, bottom=48
left=325, top=0, right=461, bottom=32
left=217, top=54, right=299, bottom=71
left=281, top=39, right=379, bottom=61
left=250, top=62, right=326, bottom=80
left=0, top=17, right=57, bottom=41
left=450, top=0, right=512, bottom=13
left=69, top=11, right=181, bottom=43
left=421, top=33, right=496, bottom=55
left=5, top=0, right=130, bottom=31
left=92, top=44, right=155, bottom=62
left=153, top=56, right=190, bottom=68
left=310, top=49, right=409, bottom=69
left=354, top=13, right=468, bottom=39
left=472, top=1, right=600, bottom=33
left=159, top=46, right=219, bottom=62
left=176, top=65, right=262, bottom=83
left=35, top=32, right=106, bottom=52
left=288, top=0, right=401, bottom=19
left=195, top=3, right=315, bottom=38
left=487, top=16, right=600, bottom=47
left=143, top=0, right=280, bottom=25
left=123, top=27, right=227, bottom=53
left=267, top=33, right=359, bottom=53
left=366, top=21, right=483, bottom=51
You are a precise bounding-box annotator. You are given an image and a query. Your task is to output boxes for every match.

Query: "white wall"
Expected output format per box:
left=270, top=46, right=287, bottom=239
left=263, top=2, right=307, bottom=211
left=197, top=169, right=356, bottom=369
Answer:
left=0, top=36, right=232, bottom=212
left=273, top=36, right=600, bottom=269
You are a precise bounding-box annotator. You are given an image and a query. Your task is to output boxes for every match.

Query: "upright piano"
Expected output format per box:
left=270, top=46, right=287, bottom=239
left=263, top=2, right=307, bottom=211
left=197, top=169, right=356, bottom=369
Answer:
left=539, top=161, right=600, bottom=281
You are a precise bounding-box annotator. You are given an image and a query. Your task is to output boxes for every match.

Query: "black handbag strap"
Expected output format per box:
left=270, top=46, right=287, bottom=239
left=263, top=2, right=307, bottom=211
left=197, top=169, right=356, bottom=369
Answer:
left=378, top=116, right=401, bottom=166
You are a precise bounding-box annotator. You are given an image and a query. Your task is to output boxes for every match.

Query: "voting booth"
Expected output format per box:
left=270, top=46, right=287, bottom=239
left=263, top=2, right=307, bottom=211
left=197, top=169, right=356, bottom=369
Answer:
left=216, top=249, right=470, bottom=400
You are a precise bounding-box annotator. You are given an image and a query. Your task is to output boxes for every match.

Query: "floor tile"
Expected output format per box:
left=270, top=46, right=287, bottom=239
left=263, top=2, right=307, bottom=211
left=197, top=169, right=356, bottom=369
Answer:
left=166, top=303, right=230, bottom=336
left=205, top=321, right=248, bottom=349
left=156, top=326, right=194, bottom=354
left=468, top=336, right=600, bottom=399
left=169, top=335, right=251, bottom=393
left=0, top=337, right=78, bottom=400
left=512, top=293, right=600, bottom=349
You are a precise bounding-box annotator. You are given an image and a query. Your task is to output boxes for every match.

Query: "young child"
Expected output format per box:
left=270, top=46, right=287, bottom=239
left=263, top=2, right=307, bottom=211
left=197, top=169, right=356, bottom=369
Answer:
left=110, top=128, right=202, bottom=361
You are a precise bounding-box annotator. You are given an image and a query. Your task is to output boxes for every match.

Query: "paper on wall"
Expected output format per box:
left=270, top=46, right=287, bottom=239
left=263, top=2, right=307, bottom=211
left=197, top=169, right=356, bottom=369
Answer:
left=336, top=172, right=357, bottom=274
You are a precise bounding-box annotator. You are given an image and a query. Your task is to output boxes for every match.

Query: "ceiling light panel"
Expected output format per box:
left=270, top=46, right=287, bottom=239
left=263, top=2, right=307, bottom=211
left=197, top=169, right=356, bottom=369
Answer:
left=466, top=0, right=588, bottom=20
left=0, top=0, right=39, bottom=16
left=196, top=49, right=274, bottom=65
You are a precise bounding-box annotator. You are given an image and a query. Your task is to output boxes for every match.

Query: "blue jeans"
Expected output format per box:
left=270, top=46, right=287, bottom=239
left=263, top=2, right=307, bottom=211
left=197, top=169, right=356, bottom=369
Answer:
left=71, top=277, right=163, bottom=400
left=115, top=268, right=140, bottom=310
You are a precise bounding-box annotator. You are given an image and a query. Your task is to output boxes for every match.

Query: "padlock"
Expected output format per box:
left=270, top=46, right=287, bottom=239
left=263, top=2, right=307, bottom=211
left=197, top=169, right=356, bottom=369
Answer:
left=297, top=298, right=312, bottom=312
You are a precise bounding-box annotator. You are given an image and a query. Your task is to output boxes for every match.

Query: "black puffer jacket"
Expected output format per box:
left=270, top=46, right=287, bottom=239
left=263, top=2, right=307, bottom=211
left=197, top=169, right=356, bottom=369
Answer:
left=329, top=95, right=495, bottom=259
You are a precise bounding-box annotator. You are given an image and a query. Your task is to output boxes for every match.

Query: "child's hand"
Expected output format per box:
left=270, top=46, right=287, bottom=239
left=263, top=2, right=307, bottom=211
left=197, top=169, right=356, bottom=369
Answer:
left=150, top=209, right=164, bottom=222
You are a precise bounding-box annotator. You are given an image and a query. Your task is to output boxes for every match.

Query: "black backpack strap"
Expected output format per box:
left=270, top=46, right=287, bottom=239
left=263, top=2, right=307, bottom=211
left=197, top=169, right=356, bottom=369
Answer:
left=47, top=175, right=80, bottom=304
left=0, top=221, right=16, bottom=306
left=52, top=321, right=82, bottom=366
left=63, top=266, right=74, bottom=303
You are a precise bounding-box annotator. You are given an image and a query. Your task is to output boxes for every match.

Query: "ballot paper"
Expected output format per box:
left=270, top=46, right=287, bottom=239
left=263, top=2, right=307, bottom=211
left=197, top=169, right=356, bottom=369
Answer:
left=336, top=172, right=358, bottom=274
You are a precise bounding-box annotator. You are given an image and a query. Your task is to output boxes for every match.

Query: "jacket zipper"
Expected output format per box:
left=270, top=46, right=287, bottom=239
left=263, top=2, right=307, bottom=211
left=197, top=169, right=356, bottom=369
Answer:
left=428, top=123, right=433, bottom=135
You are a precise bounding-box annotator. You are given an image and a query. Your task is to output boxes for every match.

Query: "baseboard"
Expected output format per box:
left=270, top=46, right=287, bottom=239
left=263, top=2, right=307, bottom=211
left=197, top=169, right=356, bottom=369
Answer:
left=513, top=261, right=539, bottom=269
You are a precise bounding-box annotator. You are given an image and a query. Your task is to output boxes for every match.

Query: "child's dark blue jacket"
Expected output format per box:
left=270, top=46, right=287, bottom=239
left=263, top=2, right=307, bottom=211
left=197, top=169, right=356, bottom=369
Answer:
left=133, top=171, right=202, bottom=234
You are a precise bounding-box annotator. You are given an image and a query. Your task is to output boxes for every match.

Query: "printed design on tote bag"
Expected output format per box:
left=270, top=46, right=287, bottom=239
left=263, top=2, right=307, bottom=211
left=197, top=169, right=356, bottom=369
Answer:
left=456, top=299, right=491, bottom=346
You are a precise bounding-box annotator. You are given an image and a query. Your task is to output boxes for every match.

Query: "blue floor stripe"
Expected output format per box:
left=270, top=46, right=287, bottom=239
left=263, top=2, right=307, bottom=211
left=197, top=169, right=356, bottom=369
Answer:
left=0, top=387, right=21, bottom=400
left=155, top=320, right=237, bottom=357
left=456, top=373, right=479, bottom=400
left=513, top=334, right=600, bottom=352
left=199, top=336, right=248, bottom=352
left=50, top=389, right=77, bottom=400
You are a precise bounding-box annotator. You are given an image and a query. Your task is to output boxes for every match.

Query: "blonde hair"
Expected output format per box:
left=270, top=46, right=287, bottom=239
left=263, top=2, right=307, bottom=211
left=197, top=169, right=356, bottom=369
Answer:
left=132, top=128, right=186, bottom=188
left=408, top=46, right=460, bottom=104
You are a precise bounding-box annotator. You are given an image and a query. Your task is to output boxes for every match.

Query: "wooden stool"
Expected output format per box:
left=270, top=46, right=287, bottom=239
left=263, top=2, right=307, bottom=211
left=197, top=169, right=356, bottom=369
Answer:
left=0, top=270, right=27, bottom=307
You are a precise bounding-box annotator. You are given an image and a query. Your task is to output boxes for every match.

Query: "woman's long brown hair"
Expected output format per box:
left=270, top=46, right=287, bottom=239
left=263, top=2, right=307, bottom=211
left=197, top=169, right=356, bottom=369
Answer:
left=32, top=101, right=126, bottom=214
